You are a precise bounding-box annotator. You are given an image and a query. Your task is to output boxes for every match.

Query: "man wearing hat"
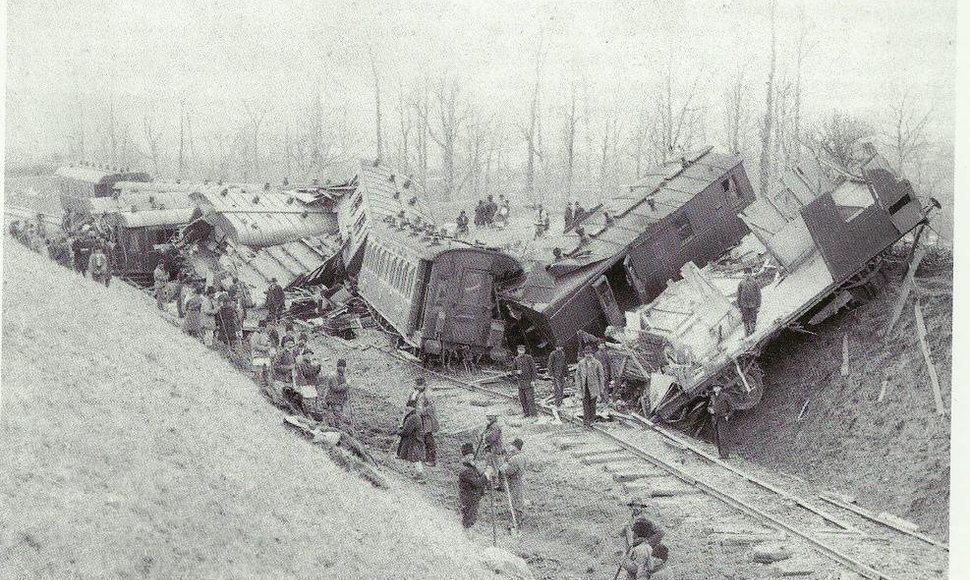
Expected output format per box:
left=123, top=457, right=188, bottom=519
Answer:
left=396, top=399, right=426, bottom=480
left=618, top=497, right=668, bottom=579
left=499, top=438, right=527, bottom=526
left=418, top=379, right=439, bottom=467
left=457, top=442, right=487, bottom=529
left=323, top=359, right=350, bottom=418
left=736, top=266, right=762, bottom=337
left=512, top=344, right=538, bottom=418
left=265, top=277, right=286, bottom=322
left=546, top=345, right=567, bottom=408
left=575, top=345, right=605, bottom=427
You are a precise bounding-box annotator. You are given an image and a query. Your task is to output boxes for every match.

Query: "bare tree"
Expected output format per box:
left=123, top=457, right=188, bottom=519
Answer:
left=806, top=111, right=874, bottom=173
left=395, top=81, right=414, bottom=173
left=138, top=113, right=164, bottom=176
left=243, top=99, right=273, bottom=180
left=561, top=76, right=580, bottom=200
left=409, top=75, right=432, bottom=190
left=649, top=64, right=704, bottom=165
left=722, top=69, right=751, bottom=155
left=178, top=99, right=187, bottom=179
left=521, top=35, right=545, bottom=204
left=883, top=90, right=933, bottom=175
left=417, top=76, right=467, bottom=200
left=369, top=46, right=384, bottom=162
left=759, top=0, right=778, bottom=194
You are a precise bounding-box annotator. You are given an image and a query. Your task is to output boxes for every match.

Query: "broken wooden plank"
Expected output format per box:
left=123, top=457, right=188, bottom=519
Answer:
left=796, top=398, right=810, bottom=421
left=840, top=335, right=850, bottom=377
left=914, top=301, right=946, bottom=415
left=877, top=379, right=888, bottom=403
left=883, top=246, right=925, bottom=338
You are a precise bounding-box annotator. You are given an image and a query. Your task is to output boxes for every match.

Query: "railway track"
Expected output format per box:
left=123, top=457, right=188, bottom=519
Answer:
left=371, top=346, right=948, bottom=580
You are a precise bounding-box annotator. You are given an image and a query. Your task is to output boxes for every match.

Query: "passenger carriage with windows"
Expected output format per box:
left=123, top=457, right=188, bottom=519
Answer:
left=357, top=219, right=523, bottom=361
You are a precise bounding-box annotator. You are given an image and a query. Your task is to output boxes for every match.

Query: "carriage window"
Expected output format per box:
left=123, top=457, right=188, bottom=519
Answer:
left=673, top=214, right=694, bottom=244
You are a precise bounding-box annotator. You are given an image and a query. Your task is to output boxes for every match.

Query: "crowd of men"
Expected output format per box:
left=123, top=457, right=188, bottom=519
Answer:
left=8, top=214, right=670, bottom=576
left=9, top=214, right=116, bottom=285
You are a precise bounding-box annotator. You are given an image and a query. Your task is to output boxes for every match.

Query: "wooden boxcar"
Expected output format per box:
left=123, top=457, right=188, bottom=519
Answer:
left=357, top=220, right=522, bottom=357
left=503, top=147, right=755, bottom=358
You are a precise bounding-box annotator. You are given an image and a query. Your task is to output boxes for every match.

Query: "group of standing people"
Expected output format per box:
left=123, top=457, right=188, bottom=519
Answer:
left=9, top=216, right=114, bottom=286
left=562, top=200, right=587, bottom=232
left=512, top=338, right=615, bottom=428
left=471, top=194, right=511, bottom=229
left=456, top=413, right=527, bottom=533
left=396, top=377, right=440, bottom=480
left=179, top=275, right=249, bottom=350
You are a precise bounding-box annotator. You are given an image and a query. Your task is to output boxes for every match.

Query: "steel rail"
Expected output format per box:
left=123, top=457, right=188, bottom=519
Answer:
left=383, top=351, right=898, bottom=580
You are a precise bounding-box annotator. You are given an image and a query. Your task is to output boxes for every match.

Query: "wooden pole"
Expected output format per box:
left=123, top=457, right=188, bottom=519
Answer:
left=914, top=301, right=945, bottom=415
left=883, top=246, right=925, bottom=339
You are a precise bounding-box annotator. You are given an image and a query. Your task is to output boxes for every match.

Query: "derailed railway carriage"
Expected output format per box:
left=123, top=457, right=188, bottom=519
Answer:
left=358, top=220, right=523, bottom=360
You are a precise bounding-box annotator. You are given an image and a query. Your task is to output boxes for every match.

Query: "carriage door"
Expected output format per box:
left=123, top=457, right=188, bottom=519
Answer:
left=448, top=268, right=493, bottom=346
left=593, top=275, right=625, bottom=327
left=623, top=255, right=649, bottom=303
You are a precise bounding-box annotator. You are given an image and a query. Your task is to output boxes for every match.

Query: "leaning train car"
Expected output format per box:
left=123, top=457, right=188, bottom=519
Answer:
left=357, top=218, right=523, bottom=360
left=55, top=163, right=151, bottom=199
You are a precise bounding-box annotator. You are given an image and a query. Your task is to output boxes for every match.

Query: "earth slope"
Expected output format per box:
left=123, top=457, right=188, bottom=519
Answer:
left=0, top=242, right=519, bottom=579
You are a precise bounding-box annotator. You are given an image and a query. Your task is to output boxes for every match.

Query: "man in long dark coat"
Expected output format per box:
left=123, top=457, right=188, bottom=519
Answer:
left=397, top=402, right=426, bottom=479
left=547, top=345, right=567, bottom=407
left=512, top=344, right=538, bottom=417
left=265, top=278, right=286, bottom=322
left=575, top=345, right=604, bottom=427
left=458, top=442, right=487, bottom=529
left=564, top=202, right=574, bottom=231
left=595, top=342, right=614, bottom=404
left=737, top=267, right=762, bottom=336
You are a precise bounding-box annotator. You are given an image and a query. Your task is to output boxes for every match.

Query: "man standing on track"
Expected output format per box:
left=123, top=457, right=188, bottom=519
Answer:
left=512, top=344, right=538, bottom=418
left=547, top=345, right=567, bottom=408
left=595, top=341, right=614, bottom=404
left=575, top=345, right=604, bottom=427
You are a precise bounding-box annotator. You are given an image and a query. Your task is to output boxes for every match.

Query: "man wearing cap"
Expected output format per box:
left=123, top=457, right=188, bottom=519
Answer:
left=512, top=344, right=538, bottom=418
left=458, top=443, right=487, bottom=529
left=499, top=438, right=527, bottom=526
left=265, top=277, right=285, bottom=322
left=323, top=359, right=350, bottom=418
left=575, top=345, right=605, bottom=427
left=546, top=345, right=567, bottom=408
left=736, top=266, right=762, bottom=337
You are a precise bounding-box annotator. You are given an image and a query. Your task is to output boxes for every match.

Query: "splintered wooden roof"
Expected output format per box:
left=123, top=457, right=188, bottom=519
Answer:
left=192, top=185, right=338, bottom=247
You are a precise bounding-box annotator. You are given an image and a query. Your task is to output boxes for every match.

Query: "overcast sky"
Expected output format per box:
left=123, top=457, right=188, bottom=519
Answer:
left=4, top=0, right=957, bottom=161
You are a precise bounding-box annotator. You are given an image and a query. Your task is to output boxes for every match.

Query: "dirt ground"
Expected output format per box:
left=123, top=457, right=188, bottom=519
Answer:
left=0, top=241, right=529, bottom=579
left=311, top=331, right=851, bottom=580
left=731, top=256, right=952, bottom=538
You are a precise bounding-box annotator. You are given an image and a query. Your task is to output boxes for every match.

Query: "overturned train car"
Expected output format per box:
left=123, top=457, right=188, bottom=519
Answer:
left=358, top=219, right=523, bottom=359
